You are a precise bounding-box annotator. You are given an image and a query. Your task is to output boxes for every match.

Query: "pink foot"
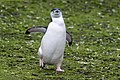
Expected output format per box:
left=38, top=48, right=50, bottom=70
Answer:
left=56, top=67, right=64, bottom=72
left=39, top=59, right=44, bottom=68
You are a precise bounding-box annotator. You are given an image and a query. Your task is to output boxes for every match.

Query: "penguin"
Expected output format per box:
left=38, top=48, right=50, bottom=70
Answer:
left=26, top=8, right=72, bottom=72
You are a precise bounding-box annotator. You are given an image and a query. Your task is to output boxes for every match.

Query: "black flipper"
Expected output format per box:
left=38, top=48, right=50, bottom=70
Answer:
left=25, top=26, right=47, bottom=34
left=25, top=26, right=72, bottom=46
left=66, top=31, right=72, bottom=46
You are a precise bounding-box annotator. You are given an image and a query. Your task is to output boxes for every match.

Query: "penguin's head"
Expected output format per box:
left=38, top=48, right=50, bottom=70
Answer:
left=50, top=8, right=62, bottom=18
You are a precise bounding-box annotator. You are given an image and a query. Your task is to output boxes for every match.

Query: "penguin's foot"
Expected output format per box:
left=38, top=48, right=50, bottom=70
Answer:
left=56, top=67, right=64, bottom=72
left=39, top=59, right=44, bottom=69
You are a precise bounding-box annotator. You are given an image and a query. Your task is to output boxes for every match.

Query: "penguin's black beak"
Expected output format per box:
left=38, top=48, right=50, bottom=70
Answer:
left=54, top=10, right=60, bottom=15
left=55, top=10, right=59, bottom=13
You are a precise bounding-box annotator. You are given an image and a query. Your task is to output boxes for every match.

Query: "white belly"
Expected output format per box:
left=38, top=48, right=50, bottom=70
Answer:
left=40, top=22, right=66, bottom=64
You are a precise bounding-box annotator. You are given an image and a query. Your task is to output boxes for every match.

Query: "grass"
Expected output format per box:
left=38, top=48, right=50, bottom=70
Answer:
left=0, top=0, right=120, bottom=80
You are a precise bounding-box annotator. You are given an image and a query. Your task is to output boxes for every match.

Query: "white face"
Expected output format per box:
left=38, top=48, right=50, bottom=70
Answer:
left=50, top=8, right=62, bottom=18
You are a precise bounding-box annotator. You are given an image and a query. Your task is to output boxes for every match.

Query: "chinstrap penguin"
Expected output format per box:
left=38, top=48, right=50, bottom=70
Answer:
left=26, top=8, right=72, bottom=72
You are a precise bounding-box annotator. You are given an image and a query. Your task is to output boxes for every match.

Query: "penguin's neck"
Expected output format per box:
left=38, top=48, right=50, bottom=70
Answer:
left=52, top=17, right=65, bottom=26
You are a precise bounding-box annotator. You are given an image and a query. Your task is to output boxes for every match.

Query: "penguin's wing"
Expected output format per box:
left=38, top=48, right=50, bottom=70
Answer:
left=66, top=31, right=72, bottom=46
left=25, top=26, right=47, bottom=34
left=25, top=26, right=72, bottom=46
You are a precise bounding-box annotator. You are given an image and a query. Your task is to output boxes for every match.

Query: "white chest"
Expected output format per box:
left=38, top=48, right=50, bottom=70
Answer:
left=40, top=22, right=66, bottom=64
